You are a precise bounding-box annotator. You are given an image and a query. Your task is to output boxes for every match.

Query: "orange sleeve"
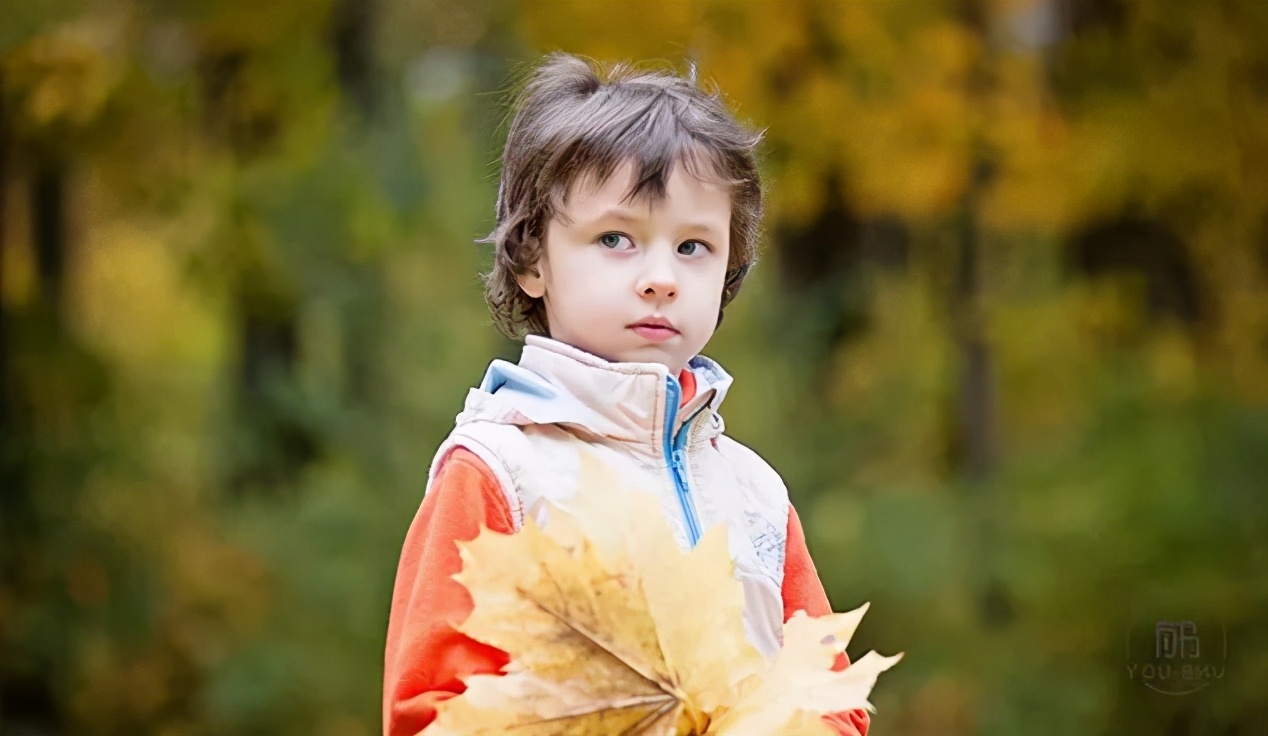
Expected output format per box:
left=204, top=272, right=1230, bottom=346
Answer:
left=782, top=504, right=872, bottom=736
left=382, top=448, right=516, bottom=736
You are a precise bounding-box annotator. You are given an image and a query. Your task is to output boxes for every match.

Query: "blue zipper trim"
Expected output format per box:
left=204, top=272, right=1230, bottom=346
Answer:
left=664, top=376, right=703, bottom=547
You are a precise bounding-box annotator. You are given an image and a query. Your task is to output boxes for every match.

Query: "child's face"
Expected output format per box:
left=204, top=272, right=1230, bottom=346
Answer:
left=518, top=159, right=731, bottom=374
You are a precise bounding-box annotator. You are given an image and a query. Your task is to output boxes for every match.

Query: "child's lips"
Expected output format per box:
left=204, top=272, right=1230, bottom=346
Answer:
left=629, top=324, right=679, bottom=342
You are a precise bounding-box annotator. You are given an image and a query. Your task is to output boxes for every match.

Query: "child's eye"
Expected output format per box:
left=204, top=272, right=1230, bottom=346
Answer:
left=597, top=232, right=634, bottom=251
left=678, top=240, right=710, bottom=257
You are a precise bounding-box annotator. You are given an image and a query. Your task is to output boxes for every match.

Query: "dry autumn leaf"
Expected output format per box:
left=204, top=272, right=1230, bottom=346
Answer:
left=430, top=451, right=901, bottom=736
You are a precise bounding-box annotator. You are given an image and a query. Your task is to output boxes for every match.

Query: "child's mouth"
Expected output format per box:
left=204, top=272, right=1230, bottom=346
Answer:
left=630, top=325, right=679, bottom=342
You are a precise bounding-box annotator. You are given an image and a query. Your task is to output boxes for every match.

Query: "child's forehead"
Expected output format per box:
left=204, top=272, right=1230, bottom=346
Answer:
left=549, top=159, right=733, bottom=240
left=557, top=155, right=730, bottom=213
left=568, top=160, right=648, bottom=201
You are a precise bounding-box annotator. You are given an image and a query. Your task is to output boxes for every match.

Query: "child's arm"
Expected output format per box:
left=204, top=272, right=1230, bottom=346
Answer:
left=382, top=448, right=515, bottom=736
left=782, top=505, right=873, bottom=736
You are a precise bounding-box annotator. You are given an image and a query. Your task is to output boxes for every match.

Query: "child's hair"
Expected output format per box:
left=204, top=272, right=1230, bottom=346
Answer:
left=479, top=52, right=766, bottom=339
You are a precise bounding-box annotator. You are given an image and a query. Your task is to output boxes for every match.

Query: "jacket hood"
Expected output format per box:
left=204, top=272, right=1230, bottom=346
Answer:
left=455, top=335, right=732, bottom=448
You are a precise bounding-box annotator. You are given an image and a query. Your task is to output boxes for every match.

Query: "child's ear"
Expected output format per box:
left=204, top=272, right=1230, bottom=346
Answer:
left=517, top=265, right=545, bottom=298
left=720, top=263, right=752, bottom=307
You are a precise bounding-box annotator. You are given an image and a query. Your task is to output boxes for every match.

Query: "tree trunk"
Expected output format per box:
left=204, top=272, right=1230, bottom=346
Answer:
left=0, top=69, right=10, bottom=461
left=32, top=161, right=66, bottom=319
left=955, top=0, right=1011, bottom=628
left=332, top=0, right=380, bottom=406
left=952, top=163, right=997, bottom=483
left=331, top=0, right=378, bottom=119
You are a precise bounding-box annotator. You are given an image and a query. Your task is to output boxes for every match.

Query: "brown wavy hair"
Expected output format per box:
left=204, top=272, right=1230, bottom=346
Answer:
left=478, top=52, right=766, bottom=339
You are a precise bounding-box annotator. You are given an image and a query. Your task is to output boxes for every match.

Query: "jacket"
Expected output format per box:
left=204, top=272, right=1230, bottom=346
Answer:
left=382, top=335, right=870, bottom=736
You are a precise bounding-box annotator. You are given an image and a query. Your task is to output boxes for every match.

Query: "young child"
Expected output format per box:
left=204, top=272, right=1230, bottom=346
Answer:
left=383, top=52, right=871, bottom=736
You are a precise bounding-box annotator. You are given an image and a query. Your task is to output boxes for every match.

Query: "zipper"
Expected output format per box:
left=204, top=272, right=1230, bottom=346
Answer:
left=664, top=376, right=704, bottom=547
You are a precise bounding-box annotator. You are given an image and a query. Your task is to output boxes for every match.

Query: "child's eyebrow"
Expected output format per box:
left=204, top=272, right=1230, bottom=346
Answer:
left=582, top=208, right=726, bottom=239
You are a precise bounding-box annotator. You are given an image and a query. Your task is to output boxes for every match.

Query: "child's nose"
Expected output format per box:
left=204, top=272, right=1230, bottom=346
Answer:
left=636, top=252, right=679, bottom=298
left=639, top=278, right=677, bottom=298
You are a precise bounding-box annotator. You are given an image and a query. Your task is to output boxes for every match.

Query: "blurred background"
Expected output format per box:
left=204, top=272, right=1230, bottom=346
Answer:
left=2, top=0, right=1267, bottom=734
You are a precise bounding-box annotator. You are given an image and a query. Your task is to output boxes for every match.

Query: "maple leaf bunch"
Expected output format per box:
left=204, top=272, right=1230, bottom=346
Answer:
left=430, top=452, right=902, bottom=736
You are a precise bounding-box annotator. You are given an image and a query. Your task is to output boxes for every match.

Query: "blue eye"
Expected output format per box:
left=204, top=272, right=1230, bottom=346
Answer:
left=598, top=233, right=632, bottom=250
left=678, top=240, right=709, bottom=256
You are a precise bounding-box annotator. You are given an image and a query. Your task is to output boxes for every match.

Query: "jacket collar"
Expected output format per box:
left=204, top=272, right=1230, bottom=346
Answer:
left=456, top=335, right=732, bottom=449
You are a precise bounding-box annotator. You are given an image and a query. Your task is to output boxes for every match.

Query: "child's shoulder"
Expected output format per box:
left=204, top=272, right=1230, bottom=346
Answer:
left=710, top=432, right=792, bottom=502
left=711, top=431, right=780, bottom=470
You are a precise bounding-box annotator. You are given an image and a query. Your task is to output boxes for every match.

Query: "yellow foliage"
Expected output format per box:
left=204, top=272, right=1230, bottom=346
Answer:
left=431, top=452, right=901, bottom=735
left=517, top=0, right=697, bottom=65
left=2, top=13, right=128, bottom=130
left=70, top=220, right=226, bottom=382
left=0, top=193, right=38, bottom=307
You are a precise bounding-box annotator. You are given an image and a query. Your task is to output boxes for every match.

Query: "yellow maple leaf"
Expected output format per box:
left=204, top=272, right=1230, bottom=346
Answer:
left=708, top=607, right=904, bottom=735
left=430, top=451, right=901, bottom=735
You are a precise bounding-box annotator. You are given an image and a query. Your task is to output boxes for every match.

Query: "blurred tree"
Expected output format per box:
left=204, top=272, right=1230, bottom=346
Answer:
left=1, top=0, right=1265, bottom=735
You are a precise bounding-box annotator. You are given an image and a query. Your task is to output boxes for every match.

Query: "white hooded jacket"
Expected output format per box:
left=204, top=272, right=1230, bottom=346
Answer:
left=425, top=335, right=793, bottom=657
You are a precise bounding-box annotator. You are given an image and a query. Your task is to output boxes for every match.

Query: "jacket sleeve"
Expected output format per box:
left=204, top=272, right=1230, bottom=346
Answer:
left=382, top=448, right=516, bottom=736
left=781, top=504, right=873, bottom=736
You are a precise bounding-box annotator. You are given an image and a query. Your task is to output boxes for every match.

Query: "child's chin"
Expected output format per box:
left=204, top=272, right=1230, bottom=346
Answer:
left=615, top=346, right=685, bottom=371
left=565, top=336, right=687, bottom=370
